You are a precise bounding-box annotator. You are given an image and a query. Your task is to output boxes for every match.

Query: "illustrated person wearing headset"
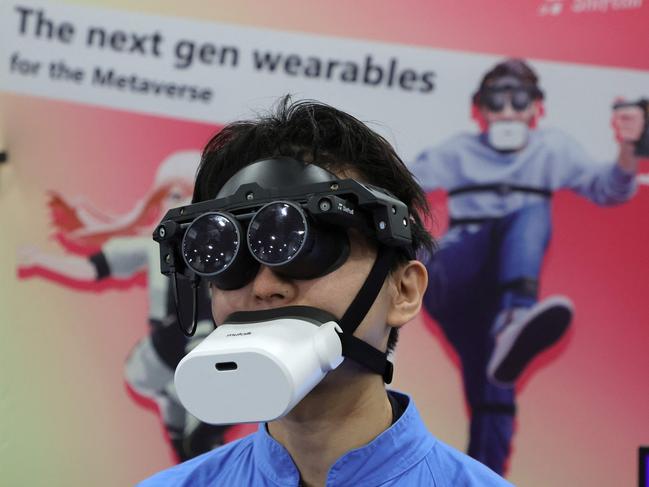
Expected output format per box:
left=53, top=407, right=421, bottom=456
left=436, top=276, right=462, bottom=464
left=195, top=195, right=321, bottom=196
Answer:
left=18, top=151, right=232, bottom=461
left=409, top=58, right=645, bottom=474
left=138, top=98, right=512, bottom=486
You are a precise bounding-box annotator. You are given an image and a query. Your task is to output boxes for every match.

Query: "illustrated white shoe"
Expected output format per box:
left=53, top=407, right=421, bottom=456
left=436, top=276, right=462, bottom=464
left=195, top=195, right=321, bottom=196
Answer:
left=487, top=296, right=573, bottom=387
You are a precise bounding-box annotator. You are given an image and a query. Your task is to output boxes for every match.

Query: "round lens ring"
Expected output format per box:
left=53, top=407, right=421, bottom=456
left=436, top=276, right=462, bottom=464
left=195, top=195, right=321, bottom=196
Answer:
left=182, top=212, right=241, bottom=276
left=511, top=90, right=532, bottom=112
left=247, top=201, right=308, bottom=266
left=484, top=91, right=506, bottom=112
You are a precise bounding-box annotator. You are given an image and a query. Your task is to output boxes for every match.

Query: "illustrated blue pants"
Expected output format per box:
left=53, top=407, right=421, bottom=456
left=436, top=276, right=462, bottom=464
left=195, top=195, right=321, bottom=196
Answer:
left=423, top=202, right=552, bottom=474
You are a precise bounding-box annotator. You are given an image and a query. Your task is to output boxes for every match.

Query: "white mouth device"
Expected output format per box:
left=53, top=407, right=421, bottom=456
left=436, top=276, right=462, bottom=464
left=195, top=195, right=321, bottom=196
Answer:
left=488, top=120, right=529, bottom=151
left=175, top=313, right=344, bottom=424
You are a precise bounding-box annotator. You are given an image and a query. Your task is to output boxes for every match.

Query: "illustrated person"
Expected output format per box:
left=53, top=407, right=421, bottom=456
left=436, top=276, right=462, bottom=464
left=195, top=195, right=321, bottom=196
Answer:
left=409, top=58, right=645, bottom=474
left=17, top=150, right=232, bottom=461
left=138, top=98, right=512, bottom=486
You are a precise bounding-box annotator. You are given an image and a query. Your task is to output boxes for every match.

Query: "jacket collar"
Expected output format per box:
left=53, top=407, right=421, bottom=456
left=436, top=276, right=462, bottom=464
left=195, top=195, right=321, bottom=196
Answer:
left=252, top=391, right=435, bottom=486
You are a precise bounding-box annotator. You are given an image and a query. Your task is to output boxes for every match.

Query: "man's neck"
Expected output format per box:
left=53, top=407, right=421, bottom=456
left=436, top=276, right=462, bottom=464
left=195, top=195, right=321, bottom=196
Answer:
left=267, top=369, right=392, bottom=487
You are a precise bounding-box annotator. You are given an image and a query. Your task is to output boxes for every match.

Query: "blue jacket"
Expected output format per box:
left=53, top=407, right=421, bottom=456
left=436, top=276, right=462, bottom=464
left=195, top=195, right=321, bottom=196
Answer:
left=139, top=392, right=512, bottom=486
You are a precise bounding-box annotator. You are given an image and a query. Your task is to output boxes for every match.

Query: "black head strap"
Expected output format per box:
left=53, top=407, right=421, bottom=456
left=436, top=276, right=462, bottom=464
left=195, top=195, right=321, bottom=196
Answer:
left=339, top=246, right=395, bottom=334
left=338, top=333, right=394, bottom=383
left=337, top=246, right=396, bottom=383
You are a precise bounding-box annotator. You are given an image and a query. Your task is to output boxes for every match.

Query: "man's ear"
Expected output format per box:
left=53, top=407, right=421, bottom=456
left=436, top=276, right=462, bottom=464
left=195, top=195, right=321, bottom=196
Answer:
left=471, top=103, right=489, bottom=132
left=529, top=100, right=545, bottom=128
left=386, top=260, right=428, bottom=328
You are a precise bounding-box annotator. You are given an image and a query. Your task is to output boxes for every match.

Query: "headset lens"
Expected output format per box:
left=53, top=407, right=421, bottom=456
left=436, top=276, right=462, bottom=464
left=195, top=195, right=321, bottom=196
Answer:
left=182, top=213, right=240, bottom=275
left=511, top=90, right=532, bottom=111
left=248, top=202, right=307, bottom=266
left=484, top=91, right=506, bottom=112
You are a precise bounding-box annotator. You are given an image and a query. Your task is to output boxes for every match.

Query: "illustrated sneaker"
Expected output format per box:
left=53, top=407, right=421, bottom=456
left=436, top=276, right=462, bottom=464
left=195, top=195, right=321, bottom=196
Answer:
left=487, top=295, right=573, bottom=387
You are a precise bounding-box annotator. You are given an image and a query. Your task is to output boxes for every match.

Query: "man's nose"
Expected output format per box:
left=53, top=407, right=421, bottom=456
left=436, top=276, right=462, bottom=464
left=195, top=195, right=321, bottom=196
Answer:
left=251, top=265, right=297, bottom=304
left=499, top=103, right=517, bottom=118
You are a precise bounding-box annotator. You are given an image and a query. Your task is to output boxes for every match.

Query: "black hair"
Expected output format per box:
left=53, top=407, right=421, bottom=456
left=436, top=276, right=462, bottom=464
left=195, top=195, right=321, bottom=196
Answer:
left=193, top=96, right=435, bottom=351
left=472, top=58, right=544, bottom=106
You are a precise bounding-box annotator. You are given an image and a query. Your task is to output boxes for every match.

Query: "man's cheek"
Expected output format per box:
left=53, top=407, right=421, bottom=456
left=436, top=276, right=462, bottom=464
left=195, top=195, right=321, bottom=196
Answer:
left=210, top=292, right=228, bottom=324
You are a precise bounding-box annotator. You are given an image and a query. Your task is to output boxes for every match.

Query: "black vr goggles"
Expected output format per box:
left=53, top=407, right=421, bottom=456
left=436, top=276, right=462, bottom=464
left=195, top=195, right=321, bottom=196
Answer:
left=153, top=158, right=416, bottom=383
left=155, top=157, right=413, bottom=289
left=473, top=75, right=544, bottom=113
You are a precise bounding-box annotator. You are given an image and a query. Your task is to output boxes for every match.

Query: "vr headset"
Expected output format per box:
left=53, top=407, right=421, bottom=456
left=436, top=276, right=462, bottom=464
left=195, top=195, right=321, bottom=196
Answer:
left=155, top=158, right=412, bottom=294
left=473, top=75, right=544, bottom=113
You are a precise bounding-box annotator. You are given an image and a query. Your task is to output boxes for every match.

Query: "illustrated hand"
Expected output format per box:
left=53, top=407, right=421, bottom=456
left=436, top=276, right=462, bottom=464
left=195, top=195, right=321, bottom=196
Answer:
left=612, top=98, right=645, bottom=144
